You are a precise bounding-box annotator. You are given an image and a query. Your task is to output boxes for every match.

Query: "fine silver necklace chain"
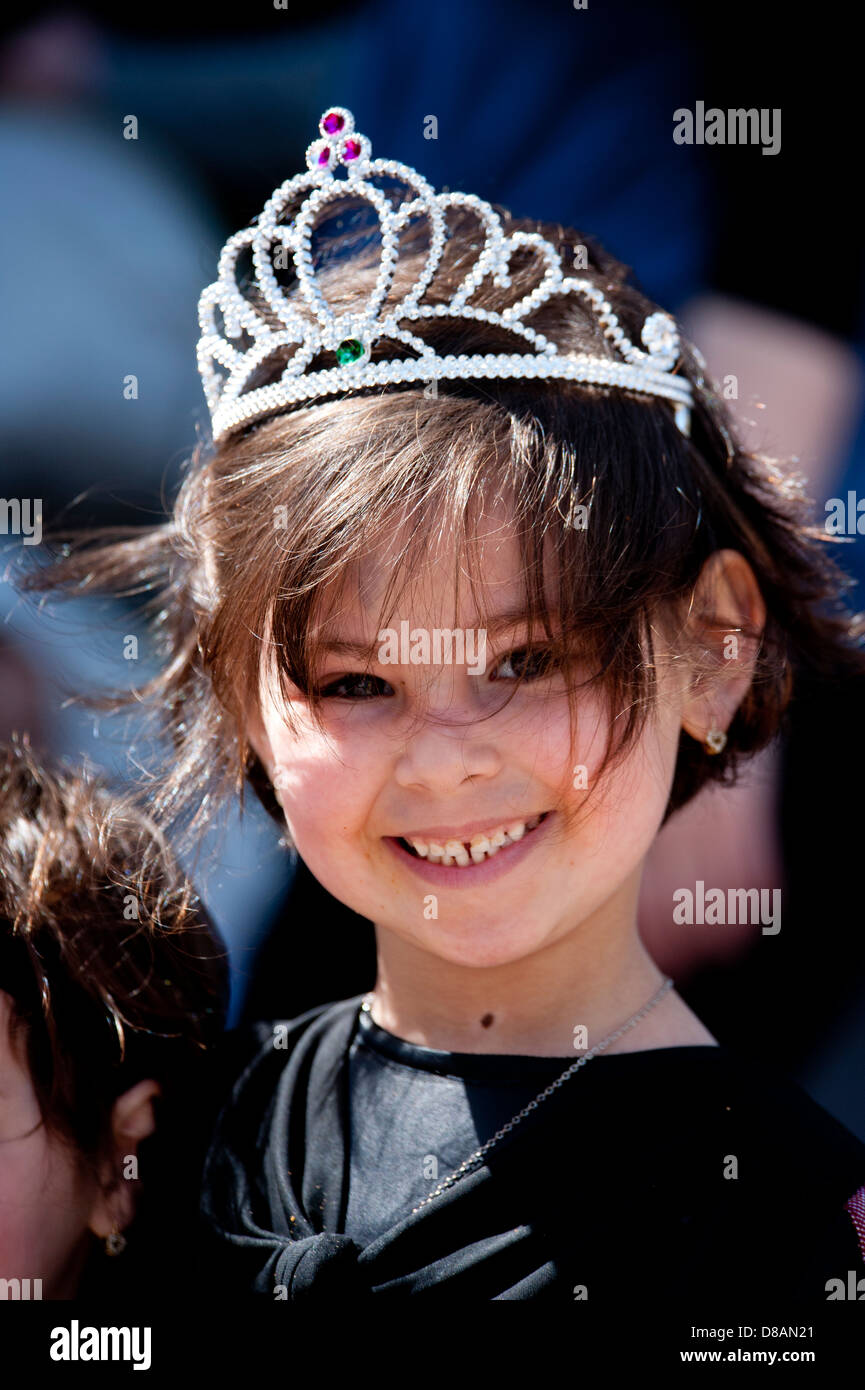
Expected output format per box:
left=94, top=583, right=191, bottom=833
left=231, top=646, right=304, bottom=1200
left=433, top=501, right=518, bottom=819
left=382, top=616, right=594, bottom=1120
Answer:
left=359, top=975, right=675, bottom=1213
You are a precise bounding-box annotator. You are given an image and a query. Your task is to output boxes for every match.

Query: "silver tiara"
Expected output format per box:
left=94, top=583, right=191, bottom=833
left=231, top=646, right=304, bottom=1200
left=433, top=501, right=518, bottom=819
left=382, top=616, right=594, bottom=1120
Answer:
left=197, top=106, right=694, bottom=443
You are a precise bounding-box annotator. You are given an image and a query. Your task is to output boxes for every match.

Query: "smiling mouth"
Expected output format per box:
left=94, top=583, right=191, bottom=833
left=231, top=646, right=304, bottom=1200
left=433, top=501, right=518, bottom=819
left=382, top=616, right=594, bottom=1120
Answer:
left=394, top=811, right=552, bottom=867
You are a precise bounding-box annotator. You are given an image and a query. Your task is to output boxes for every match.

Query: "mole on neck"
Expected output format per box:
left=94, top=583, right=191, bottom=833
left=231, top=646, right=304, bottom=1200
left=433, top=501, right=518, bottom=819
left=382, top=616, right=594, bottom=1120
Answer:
left=480, top=1013, right=495, bottom=1029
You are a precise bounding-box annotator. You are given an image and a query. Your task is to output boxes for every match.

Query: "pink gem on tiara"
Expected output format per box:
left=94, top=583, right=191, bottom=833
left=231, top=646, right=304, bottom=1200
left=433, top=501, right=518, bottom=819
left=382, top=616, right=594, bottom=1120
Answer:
left=342, top=137, right=362, bottom=161
left=322, top=110, right=345, bottom=134
left=306, top=137, right=333, bottom=172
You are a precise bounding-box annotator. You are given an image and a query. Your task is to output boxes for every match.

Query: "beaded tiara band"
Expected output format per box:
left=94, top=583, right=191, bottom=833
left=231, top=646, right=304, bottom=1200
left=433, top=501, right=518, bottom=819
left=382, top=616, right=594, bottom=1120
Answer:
left=197, top=105, right=694, bottom=444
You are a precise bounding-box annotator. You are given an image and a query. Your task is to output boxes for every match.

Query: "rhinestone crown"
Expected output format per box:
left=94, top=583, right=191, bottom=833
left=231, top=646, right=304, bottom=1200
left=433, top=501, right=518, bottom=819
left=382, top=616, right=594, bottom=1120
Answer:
left=197, top=106, right=694, bottom=443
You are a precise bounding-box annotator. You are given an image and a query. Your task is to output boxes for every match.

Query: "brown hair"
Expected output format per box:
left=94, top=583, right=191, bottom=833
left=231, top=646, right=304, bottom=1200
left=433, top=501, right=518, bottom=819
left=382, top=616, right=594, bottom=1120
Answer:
left=11, top=207, right=865, bottom=867
left=0, top=736, right=228, bottom=1182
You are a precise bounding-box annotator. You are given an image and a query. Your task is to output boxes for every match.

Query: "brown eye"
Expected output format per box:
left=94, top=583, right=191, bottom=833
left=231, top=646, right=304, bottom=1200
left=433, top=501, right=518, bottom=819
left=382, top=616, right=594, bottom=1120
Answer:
left=319, top=673, right=395, bottom=699
left=489, top=647, right=557, bottom=682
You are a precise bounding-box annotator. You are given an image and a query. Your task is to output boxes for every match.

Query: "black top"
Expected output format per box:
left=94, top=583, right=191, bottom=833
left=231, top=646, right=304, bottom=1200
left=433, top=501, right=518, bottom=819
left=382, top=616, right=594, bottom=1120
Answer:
left=199, top=994, right=865, bottom=1305
left=344, top=1005, right=606, bottom=1243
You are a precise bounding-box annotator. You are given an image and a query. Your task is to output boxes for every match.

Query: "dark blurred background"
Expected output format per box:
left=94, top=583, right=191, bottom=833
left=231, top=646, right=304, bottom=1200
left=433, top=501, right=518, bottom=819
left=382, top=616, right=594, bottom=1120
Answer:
left=1, top=1, right=863, bottom=1134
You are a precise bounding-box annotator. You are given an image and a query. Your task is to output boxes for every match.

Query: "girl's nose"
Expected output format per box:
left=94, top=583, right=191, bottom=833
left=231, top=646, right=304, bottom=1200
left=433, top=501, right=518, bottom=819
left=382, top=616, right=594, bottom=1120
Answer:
left=394, top=739, right=500, bottom=795
left=388, top=660, right=507, bottom=787
left=392, top=717, right=502, bottom=791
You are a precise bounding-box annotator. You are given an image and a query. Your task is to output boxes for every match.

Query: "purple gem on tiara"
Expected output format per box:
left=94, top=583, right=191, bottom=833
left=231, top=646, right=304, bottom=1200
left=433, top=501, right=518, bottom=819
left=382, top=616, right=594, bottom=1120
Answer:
left=322, top=110, right=345, bottom=135
left=342, top=137, right=362, bottom=161
left=317, top=146, right=331, bottom=167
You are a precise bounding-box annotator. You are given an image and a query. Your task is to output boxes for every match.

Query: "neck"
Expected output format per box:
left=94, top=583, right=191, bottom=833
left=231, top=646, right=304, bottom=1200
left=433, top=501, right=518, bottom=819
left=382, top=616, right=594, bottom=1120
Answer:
left=368, top=899, right=692, bottom=1057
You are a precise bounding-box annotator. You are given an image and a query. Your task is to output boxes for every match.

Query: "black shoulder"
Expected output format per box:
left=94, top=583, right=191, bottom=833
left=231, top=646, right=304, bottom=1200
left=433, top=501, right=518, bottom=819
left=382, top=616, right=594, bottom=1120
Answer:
left=714, top=1046, right=865, bottom=1192
left=209, top=994, right=365, bottom=1101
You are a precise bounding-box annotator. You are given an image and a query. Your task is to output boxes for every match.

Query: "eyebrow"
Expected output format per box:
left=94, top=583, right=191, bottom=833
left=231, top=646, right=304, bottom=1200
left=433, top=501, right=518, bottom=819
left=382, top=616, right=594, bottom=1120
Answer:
left=317, top=609, right=557, bottom=659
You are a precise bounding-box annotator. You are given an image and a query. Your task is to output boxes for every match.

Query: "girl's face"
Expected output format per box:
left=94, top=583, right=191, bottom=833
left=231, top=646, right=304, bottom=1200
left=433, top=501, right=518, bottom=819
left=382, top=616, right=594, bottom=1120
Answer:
left=256, top=503, right=688, bottom=968
left=0, top=991, right=97, bottom=1297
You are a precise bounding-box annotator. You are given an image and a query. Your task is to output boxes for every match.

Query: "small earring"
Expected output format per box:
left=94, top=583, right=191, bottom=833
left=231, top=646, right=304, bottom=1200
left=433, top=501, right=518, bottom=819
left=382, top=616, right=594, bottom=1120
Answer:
left=704, top=727, right=727, bottom=755
left=105, top=1225, right=127, bottom=1256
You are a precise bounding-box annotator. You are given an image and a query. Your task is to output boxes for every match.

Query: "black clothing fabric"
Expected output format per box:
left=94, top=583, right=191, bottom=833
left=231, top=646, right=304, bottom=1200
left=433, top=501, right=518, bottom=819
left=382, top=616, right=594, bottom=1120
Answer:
left=199, top=994, right=865, bottom=1304
left=344, top=1004, right=582, bottom=1243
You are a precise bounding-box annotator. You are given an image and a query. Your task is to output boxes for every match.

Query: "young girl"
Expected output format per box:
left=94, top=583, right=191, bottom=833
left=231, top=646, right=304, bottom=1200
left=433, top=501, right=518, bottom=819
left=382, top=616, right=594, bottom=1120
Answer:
left=21, top=106, right=865, bottom=1308
left=0, top=739, right=227, bottom=1298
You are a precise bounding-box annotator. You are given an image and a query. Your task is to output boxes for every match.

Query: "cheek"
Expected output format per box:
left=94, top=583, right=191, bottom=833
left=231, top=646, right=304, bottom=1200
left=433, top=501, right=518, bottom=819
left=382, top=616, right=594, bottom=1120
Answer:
left=0, top=1139, right=94, bottom=1289
left=517, top=688, right=618, bottom=817
left=574, top=707, right=680, bottom=867
left=271, top=721, right=380, bottom=843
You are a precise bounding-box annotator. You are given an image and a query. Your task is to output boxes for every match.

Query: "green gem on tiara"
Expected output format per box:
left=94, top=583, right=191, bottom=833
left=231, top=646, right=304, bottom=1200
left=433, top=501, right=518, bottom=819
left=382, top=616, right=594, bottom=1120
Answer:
left=335, top=337, right=366, bottom=365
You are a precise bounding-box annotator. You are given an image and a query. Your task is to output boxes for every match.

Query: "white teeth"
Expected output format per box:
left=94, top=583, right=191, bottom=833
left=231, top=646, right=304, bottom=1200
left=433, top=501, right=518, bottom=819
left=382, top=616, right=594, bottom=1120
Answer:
left=401, top=814, right=547, bottom=866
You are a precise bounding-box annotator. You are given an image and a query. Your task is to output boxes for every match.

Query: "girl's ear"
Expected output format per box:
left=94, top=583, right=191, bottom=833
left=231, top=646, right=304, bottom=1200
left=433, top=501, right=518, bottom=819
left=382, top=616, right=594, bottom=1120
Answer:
left=87, top=1079, right=160, bottom=1240
left=246, top=701, right=274, bottom=774
left=679, top=549, right=767, bottom=746
left=244, top=704, right=288, bottom=817
left=245, top=692, right=282, bottom=791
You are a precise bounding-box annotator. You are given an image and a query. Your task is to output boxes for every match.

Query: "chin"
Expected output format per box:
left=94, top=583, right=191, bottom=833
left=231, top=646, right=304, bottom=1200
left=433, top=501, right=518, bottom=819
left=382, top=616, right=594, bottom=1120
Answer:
left=408, top=919, right=550, bottom=969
